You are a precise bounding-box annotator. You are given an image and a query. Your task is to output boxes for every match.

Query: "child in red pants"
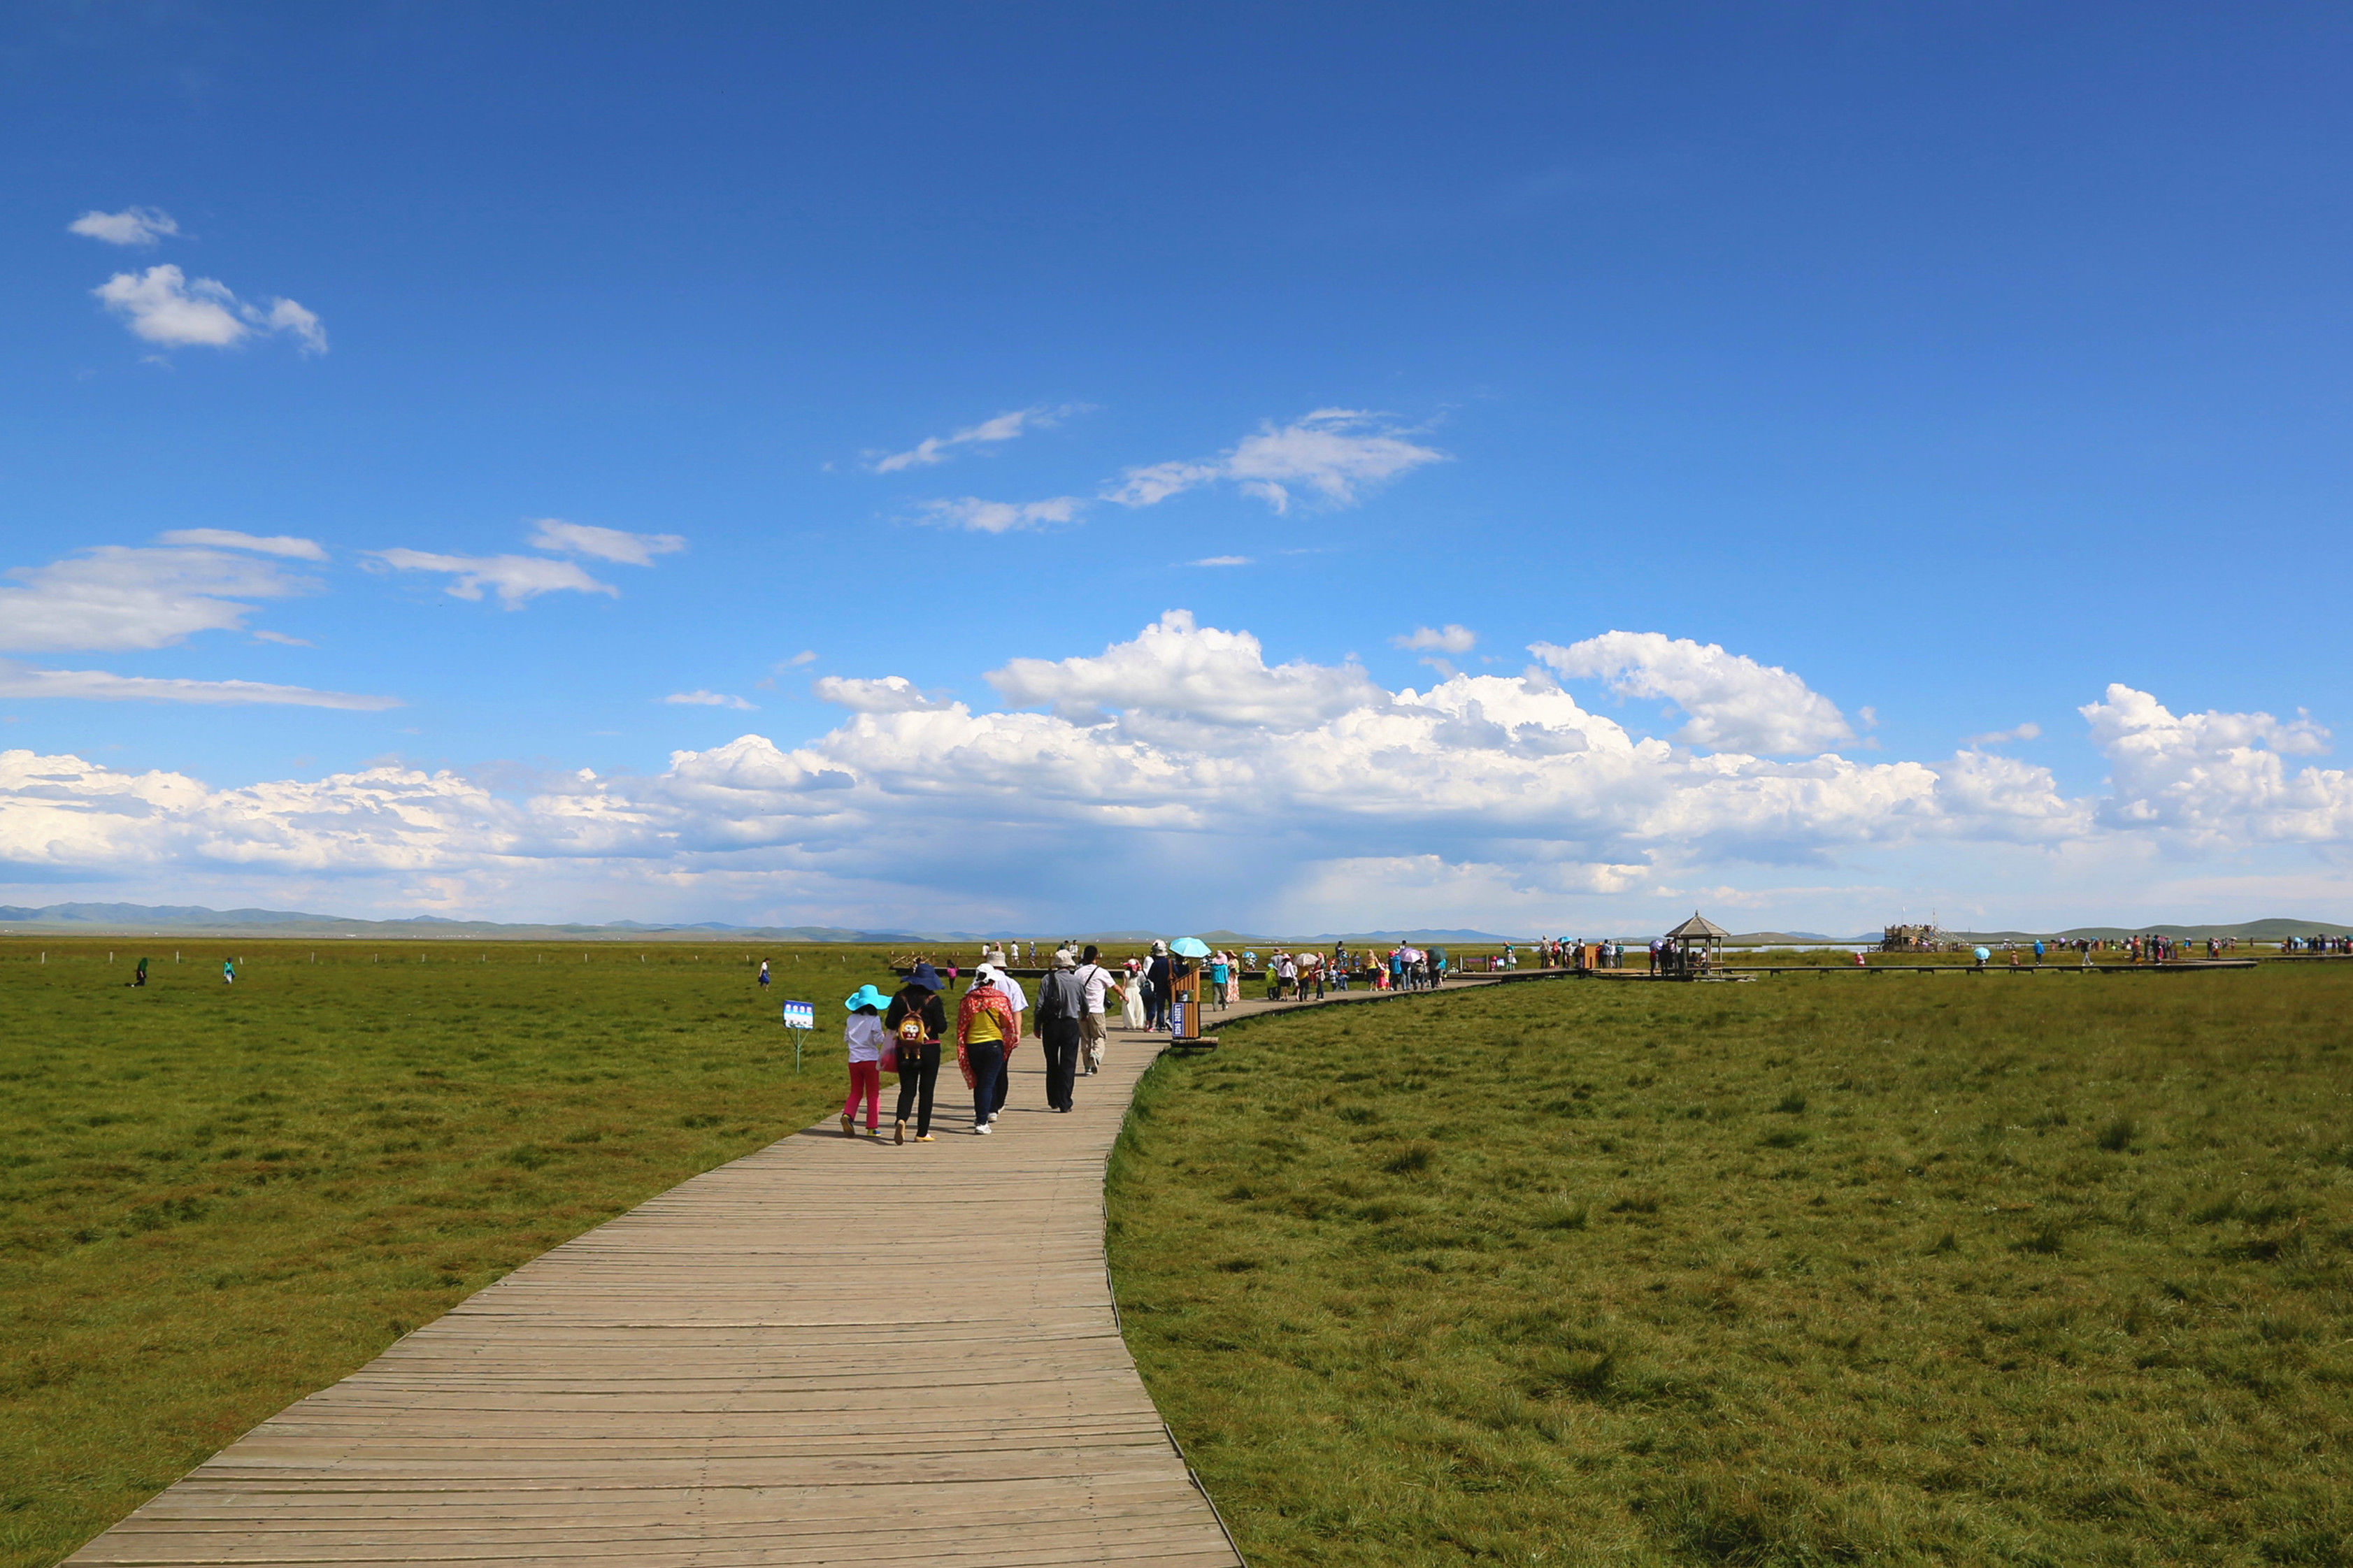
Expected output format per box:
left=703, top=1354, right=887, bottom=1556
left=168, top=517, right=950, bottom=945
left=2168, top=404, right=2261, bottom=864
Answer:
left=841, top=984, right=889, bottom=1137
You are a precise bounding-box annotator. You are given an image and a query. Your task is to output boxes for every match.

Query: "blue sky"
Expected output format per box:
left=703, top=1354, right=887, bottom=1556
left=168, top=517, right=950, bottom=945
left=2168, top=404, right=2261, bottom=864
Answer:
left=4, top=3, right=2351, bottom=934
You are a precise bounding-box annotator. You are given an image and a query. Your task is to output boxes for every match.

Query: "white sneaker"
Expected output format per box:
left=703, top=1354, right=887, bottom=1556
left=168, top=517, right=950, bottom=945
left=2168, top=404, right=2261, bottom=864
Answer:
left=974, top=1123, right=992, bottom=1135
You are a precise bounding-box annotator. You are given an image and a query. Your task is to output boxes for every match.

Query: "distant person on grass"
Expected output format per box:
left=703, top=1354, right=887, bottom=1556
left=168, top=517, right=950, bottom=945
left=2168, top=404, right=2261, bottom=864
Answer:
left=758, top=959, right=770, bottom=988
left=1074, top=945, right=1119, bottom=1072
left=841, top=984, right=888, bottom=1139
left=1034, top=951, right=1085, bottom=1113
left=222, top=959, right=235, bottom=985
left=957, top=967, right=1021, bottom=1135
left=885, top=964, right=949, bottom=1144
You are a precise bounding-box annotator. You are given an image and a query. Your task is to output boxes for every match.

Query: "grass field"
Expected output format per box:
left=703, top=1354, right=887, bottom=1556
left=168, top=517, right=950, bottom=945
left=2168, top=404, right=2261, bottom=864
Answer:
left=1106, top=967, right=2353, bottom=1567
left=0, top=937, right=909, bottom=1568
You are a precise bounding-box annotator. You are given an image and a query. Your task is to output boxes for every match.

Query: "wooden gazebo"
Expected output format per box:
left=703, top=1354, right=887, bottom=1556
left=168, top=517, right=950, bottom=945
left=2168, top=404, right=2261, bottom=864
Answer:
left=1664, top=912, right=1730, bottom=977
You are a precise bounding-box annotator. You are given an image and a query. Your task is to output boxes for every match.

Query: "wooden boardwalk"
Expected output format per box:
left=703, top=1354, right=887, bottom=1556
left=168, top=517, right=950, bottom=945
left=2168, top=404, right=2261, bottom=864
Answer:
left=68, top=1027, right=1250, bottom=1568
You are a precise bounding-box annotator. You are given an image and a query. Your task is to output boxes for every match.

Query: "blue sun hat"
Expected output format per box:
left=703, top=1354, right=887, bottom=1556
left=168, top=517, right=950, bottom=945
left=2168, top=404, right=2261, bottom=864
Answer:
left=908, top=963, right=943, bottom=991
left=845, top=984, right=889, bottom=1012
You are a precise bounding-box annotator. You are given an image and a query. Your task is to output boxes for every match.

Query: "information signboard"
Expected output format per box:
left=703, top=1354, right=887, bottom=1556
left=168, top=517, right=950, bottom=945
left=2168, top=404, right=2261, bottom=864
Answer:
left=780, top=1000, right=815, bottom=1031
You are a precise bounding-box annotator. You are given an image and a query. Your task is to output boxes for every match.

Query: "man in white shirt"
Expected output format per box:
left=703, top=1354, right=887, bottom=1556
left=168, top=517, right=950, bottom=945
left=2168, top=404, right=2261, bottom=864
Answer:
left=1073, top=944, right=1117, bottom=1074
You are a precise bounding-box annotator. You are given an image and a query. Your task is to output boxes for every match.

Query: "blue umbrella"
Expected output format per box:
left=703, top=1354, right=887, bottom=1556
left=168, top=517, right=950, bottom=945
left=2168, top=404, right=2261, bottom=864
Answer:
left=1170, top=937, right=1212, bottom=958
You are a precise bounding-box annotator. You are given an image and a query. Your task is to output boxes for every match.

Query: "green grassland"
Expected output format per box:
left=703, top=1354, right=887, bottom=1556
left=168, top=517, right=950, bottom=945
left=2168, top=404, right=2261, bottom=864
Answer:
left=1107, top=968, right=2353, bottom=1567
left=0, top=938, right=909, bottom=1568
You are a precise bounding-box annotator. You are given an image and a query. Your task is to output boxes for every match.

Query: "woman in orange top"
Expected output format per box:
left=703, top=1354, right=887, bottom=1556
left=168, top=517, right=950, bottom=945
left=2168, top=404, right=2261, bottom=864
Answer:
left=956, top=967, right=1022, bottom=1135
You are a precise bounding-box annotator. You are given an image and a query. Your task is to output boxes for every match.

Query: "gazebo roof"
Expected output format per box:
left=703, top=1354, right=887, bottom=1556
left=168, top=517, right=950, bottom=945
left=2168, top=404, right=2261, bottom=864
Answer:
left=1665, top=912, right=1731, bottom=940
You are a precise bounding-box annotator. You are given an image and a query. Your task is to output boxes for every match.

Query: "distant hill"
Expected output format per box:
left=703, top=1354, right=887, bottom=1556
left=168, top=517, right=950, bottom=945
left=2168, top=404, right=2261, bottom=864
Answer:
left=0, top=902, right=922, bottom=943
left=2, top=902, right=2339, bottom=945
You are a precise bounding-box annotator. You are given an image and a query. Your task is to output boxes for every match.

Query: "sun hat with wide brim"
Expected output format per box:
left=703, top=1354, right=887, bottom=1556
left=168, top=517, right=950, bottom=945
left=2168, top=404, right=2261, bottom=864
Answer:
left=845, top=984, right=890, bottom=1011
left=907, top=963, right=943, bottom=991
left=1169, top=937, right=1212, bottom=958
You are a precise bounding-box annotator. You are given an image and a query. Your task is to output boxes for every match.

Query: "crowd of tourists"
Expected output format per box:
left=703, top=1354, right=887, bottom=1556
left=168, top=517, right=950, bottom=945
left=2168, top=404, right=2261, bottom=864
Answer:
left=836, top=945, right=1128, bottom=1143
left=833, top=935, right=1481, bottom=1142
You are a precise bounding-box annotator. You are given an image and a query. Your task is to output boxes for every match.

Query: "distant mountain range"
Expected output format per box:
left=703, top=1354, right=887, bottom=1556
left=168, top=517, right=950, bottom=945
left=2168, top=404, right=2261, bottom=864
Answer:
left=0, top=902, right=2340, bottom=944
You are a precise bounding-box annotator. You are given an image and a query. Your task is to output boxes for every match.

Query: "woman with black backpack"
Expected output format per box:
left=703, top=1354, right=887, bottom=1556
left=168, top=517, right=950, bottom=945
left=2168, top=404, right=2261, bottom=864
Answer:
left=884, top=963, right=950, bottom=1144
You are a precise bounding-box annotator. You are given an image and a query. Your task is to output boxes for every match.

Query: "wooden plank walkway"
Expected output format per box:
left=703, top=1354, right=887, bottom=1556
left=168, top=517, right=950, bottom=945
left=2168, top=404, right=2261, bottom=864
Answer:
left=69, top=975, right=1518, bottom=1567
left=66, top=1024, right=1255, bottom=1567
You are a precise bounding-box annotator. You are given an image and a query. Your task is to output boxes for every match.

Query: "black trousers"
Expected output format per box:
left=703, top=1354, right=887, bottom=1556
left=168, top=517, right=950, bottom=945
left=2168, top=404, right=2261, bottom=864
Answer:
left=1040, top=1017, right=1080, bottom=1111
left=894, top=1045, right=940, bottom=1135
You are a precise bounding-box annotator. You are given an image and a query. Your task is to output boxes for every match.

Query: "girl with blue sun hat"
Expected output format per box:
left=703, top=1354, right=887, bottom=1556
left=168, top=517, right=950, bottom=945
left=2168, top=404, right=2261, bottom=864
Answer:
left=841, top=984, right=890, bottom=1137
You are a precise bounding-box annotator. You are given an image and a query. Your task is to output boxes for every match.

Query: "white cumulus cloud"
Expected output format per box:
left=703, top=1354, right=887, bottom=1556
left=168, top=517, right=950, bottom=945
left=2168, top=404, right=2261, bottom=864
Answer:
left=2083, top=684, right=2350, bottom=844
left=1533, top=631, right=1854, bottom=756
left=1106, top=409, right=1446, bottom=514
left=92, top=264, right=326, bottom=354
left=69, top=206, right=180, bottom=246
left=915, top=496, right=1085, bottom=534
left=869, top=405, right=1071, bottom=473
left=987, top=610, right=1387, bottom=730
left=529, top=519, right=687, bottom=566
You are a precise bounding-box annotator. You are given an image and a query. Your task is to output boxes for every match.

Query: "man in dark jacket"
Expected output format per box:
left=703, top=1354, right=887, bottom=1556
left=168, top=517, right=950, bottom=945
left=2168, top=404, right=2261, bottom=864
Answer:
left=1034, top=952, right=1086, bottom=1112
left=884, top=963, right=950, bottom=1143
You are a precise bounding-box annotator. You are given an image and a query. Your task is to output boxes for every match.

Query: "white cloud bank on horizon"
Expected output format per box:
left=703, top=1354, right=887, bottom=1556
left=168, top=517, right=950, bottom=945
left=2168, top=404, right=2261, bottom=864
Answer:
left=6, top=614, right=2347, bottom=931
left=93, top=264, right=326, bottom=354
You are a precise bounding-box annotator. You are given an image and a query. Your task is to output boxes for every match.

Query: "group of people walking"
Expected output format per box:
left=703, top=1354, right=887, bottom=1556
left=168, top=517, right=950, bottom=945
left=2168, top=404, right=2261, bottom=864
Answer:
left=837, top=948, right=1124, bottom=1142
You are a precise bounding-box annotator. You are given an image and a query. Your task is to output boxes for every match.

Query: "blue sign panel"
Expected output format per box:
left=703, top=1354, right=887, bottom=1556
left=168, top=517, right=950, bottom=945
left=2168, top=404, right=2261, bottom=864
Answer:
left=780, top=1000, right=815, bottom=1030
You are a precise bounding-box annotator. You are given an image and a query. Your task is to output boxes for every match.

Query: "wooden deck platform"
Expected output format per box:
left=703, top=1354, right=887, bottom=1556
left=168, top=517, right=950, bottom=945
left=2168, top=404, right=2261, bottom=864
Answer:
left=66, top=1030, right=1249, bottom=1568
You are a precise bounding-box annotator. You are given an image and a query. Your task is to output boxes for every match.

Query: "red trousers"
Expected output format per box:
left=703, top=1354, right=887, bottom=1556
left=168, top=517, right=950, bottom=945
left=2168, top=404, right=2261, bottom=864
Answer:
left=843, top=1060, right=880, bottom=1128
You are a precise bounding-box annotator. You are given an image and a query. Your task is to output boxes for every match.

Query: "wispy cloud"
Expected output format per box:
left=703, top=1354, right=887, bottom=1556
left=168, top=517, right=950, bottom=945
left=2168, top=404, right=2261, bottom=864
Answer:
left=371, top=522, right=687, bottom=607
left=914, top=496, right=1085, bottom=534
left=0, top=542, right=317, bottom=653
left=1964, top=722, right=2043, bottom=747
left=157, top=529, right=328, bottom=561
left=1106, top=409, right=1446, bottom=514
left=665, top=690, right=757, bottom=710
left=92, top=265, right=326, bottom=354
left=370, top=550, right=618, bottom=607
left=0, top=661, right=398, bottom=710
left=813, top=675, right=954, bottom=712
left=869, top=405, right=1074, bottom=473
left=69, top=206, right=180, bottom=246
left=529, top=519, right=686, bottom=566
left=1392, top=624, right=1475, bottom=655
left=1191, top=555, right=1253, bottom=567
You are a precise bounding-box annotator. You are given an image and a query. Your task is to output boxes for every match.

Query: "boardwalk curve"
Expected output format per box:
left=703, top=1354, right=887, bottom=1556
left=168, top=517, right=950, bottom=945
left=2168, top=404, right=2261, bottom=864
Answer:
left=69, top=1033, right=1245, bottom=1567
